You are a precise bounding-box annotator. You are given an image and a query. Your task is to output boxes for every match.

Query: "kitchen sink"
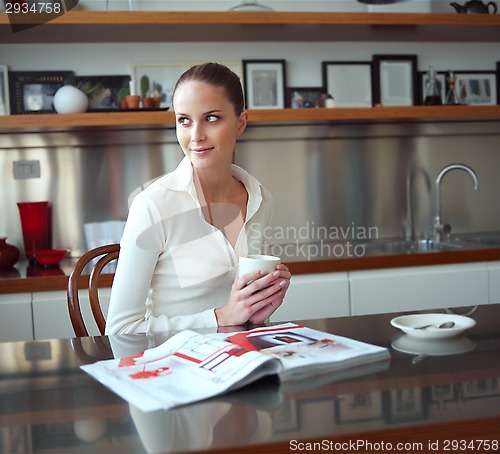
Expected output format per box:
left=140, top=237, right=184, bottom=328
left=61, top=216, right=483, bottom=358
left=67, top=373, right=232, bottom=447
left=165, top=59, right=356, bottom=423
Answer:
left=457, top=236, right=500, bottom=247
left=373, top=239, right=462, bottom=254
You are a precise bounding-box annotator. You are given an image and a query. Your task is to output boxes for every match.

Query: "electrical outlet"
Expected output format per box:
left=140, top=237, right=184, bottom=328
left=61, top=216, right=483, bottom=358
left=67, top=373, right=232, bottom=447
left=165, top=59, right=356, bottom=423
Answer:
left=13, top=160, right=41, bottom=179
left=24, top=341, right=52, bottom=361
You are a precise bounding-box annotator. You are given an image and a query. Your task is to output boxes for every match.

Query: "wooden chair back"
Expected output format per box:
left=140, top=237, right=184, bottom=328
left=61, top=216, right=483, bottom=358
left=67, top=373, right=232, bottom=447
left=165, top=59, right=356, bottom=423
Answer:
left=67, top=244, right=120, bottom=337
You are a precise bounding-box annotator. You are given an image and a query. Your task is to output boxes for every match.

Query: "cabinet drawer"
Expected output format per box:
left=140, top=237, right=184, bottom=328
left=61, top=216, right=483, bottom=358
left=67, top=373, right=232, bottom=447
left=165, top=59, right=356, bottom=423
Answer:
left=0, top=293, right=33, bottom=342
left=350, top=263, right=489, bottom=316
left=270, top=272, right=349, bottom=322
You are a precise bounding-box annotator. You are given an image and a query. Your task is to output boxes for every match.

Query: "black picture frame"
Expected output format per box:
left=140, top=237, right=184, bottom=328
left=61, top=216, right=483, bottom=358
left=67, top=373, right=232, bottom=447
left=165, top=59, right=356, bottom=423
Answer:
left=73, top=75, right=131, bottom=111
left=382, top=388, right=428, bottom=424
left=322, top=61, right=374, bottom=107
left=242, top=59, right=286, bottom=109
left=497, top=62, right=500, bottom=104
left=0, top=65, right=9, bottom=115
left=372, top=55, right=418, bottom=106
left=453, top=70, right=497, bottom=106
left=286, top=86, right=323, bottom=108
left=9, top=71, right=74, bottom=114
left=334, top=392, right=384, bottom=425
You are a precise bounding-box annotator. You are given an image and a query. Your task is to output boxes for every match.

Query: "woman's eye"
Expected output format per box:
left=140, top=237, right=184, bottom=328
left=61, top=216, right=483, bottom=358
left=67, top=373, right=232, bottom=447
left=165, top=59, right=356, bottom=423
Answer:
left=177, top=117, right=191, bottom=126
left=206, top=115, right=219, bottom=123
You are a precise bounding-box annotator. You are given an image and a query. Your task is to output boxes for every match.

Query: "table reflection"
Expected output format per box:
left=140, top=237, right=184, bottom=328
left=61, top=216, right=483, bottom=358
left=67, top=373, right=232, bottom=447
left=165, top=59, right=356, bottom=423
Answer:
left=0, top=305, right=499, bottom=453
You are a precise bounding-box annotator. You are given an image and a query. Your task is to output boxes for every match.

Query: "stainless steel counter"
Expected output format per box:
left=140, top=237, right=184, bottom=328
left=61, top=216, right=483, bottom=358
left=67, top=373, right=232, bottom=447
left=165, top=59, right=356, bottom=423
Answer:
left=2, top=235, right=500, bottom=294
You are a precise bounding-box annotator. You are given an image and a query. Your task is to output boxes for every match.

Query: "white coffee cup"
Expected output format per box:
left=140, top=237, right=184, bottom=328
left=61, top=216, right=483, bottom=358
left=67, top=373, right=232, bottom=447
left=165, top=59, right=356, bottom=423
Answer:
left=238, top=254, right=281, bottom=277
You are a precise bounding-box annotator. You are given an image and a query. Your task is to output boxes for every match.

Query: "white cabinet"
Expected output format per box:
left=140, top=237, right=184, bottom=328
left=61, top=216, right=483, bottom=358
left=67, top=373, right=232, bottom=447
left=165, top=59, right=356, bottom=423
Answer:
left=488, top=261, right=500, bottom=304
left=1, top=259, right=496, bottom=342
left=270, top=272, right=350, bottom=322
left=349, top=263, right=490, bottom=316
left=0, top=293, right=33, bottom=342
left=32, top=288, right=111, bottom=340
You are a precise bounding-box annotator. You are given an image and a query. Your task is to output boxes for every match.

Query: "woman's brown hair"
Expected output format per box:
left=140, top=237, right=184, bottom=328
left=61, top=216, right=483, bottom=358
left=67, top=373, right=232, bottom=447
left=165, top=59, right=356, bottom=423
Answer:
left=173, top=62, right=245, bottom=115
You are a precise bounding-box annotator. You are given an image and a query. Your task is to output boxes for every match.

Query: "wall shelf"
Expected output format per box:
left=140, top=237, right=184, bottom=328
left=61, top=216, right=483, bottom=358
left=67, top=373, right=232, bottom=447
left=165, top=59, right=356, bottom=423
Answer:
left=1, top=106, right=500, bottom=133
left=1, top=11, right=499, bottom=131
left=1, top=11, right=500, bottom=43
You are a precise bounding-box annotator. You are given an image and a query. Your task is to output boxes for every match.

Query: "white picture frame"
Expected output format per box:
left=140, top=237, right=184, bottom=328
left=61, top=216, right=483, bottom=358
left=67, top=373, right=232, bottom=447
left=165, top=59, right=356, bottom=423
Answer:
left=132, top=62, right=190, bottom=109
left=0, top=65, right=10, bottom=116
left=455, top=72, right=497, bottom=106
left=322, top=61, right=373, bottom=107
left=132, top=61, right=243, bottom=109
left=373, top=55, right=418, bottom=107
left=242, top=60, right=286, bottom=110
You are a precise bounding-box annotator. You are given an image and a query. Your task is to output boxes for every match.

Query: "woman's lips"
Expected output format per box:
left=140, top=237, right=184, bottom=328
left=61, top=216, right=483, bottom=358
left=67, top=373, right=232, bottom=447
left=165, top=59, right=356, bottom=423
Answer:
left=191, top=147, right=214, bottom=155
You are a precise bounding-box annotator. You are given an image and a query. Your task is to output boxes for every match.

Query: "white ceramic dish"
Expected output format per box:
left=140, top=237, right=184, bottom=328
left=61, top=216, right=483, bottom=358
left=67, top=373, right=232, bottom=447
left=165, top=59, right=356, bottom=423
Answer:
left=392, top=335, right=476, bottom=356
left=390, top=313, right=476, bottom=339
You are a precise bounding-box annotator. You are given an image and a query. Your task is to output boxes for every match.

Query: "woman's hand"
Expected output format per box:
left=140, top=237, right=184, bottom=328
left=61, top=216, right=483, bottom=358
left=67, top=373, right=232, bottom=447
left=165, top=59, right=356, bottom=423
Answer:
left=248, top=264, right=291, bottom=324
left=215, top=264, right=291, bottom=326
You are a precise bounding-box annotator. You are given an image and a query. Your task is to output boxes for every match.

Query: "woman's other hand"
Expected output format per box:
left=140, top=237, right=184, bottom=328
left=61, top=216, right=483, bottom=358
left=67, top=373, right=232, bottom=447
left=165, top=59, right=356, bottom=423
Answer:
left=215, top=264, right=291, bottom=326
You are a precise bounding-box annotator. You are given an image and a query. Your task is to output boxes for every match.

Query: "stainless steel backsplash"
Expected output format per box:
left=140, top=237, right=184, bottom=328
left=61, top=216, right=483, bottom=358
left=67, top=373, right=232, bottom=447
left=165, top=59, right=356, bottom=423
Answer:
left=1, top=120, right=499, bottom=258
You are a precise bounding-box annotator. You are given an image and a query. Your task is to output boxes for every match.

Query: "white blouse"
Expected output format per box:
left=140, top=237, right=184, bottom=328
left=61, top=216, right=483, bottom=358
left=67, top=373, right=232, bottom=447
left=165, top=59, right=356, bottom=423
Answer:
left=105, top=157, right=273, bottom=334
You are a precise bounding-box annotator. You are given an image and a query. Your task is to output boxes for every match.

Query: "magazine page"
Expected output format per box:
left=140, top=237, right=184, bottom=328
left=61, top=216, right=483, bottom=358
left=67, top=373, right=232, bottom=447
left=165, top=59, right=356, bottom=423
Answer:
left=224, top=323, right=391, bottom=382
left=81, top=330, right=282, bottom=413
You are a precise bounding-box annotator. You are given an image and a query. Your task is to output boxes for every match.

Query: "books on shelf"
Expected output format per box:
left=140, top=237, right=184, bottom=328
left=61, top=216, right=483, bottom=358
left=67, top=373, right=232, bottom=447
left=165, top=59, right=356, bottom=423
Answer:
left=81, top=323, right=391, bottom=413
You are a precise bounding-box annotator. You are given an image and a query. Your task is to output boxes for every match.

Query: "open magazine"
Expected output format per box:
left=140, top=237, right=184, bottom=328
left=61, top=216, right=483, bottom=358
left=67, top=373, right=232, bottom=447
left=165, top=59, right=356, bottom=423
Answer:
left=81, top=323, right=390, bottom=413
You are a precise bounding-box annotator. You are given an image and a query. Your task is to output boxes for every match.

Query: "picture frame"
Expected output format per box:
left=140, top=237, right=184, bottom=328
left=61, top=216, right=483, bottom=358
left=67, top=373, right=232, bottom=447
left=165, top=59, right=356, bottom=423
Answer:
left=132, top=62, right=188, bottom=109
left=73, top=75, right=131, bottom=111
left=273, top=399, right=300, bottom=433
left=335, top=392, right=384, bottom=425
left=454, top=71, right=497, bottom=106
left=286, top=86, right=323, bottom=108
left=132, top=62, right=243, bottom=109
left=321, top=61, right=373, bottom=107
left=9, top=71, right=74, bottom=114
left=497, top=62, right=500, bottom=104
left=418, top=70, right=447, bottom=105
left=430, top=383, right=456, bottom=404
left=373, top=55, right=418, bottom=106
left=462, top=378, right=500, bottom=400
left=0, top=65, right=10, bottom=115
left=242, top=59, right=286, bottom=110
left=382, top=388, right=427, bottom=424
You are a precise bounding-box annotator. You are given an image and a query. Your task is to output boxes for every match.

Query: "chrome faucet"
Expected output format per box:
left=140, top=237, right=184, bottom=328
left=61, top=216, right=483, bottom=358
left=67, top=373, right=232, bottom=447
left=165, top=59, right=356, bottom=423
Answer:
left=433, top=164, right=479, bottom=242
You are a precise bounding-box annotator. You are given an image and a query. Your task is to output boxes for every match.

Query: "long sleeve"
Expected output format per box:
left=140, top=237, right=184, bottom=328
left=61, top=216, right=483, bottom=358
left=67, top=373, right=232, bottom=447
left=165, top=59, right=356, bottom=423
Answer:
left=105, top=189, right=219, bottom=335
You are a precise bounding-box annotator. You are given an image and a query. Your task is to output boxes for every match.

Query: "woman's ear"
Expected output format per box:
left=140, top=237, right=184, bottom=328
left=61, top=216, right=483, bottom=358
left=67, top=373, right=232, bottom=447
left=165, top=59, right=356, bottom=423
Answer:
left=237, top=111, right=248, bottom=136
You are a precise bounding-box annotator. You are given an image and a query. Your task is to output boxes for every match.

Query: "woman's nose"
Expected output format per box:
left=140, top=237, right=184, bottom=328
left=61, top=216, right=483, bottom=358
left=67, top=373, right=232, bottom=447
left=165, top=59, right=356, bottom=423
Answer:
left=191, top=123, right=206, bottom=143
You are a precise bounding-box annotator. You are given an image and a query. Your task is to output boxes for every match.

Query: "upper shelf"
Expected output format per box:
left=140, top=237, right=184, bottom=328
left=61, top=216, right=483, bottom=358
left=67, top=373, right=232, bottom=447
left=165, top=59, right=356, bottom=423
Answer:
left=1, top=11, right=500, bottom=43
left=2, top=106, right=500, bottom=132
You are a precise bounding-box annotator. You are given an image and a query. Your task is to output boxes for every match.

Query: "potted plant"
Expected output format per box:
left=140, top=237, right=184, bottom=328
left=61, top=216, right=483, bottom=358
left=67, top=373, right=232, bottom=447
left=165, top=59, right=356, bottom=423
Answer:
left=140, top=75, right=155, bottom=109
left=117, top=87, right=130, bottom=110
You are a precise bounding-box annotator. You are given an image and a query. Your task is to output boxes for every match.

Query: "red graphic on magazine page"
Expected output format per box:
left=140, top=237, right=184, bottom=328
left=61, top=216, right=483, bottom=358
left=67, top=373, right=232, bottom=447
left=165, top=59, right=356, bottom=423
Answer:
left=129, top=366, right=171, bottom=380
left=118, top=352, right=145, bottom=367
left=227, top=326, right=313, bottom=351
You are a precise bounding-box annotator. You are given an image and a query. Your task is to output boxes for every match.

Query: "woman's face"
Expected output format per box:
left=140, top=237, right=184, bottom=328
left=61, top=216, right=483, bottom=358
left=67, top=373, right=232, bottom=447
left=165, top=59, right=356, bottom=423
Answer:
left=173, top=81, right=247, bottom=170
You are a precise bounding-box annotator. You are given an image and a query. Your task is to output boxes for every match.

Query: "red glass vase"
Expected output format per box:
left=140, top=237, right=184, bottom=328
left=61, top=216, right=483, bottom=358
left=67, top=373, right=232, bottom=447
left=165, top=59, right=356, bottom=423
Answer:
left=0, top=237, right=20, bottom=268
left=17, top=201, right=52, bottom=260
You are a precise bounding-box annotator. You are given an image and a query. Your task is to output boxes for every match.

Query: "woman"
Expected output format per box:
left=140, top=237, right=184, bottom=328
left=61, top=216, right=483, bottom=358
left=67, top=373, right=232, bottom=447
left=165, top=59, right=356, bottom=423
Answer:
left=106, top=63, right=291, bottom=334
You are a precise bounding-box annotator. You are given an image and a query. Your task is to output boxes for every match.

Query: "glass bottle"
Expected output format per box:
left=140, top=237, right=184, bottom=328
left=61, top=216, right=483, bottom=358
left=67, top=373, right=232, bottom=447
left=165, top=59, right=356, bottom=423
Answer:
left=445, top=71, right=465, bottom=105
left=423, top=66, right=442, bottom=106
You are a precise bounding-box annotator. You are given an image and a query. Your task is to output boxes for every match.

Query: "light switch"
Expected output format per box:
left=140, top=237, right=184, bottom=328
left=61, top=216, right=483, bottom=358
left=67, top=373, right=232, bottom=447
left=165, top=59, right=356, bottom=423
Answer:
left=13, top=160, right=41, bottom=179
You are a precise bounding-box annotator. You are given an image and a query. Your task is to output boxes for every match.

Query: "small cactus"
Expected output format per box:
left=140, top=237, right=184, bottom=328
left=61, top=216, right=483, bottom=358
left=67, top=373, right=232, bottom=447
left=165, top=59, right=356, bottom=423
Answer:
left=140, top=75, right=150, bottom=98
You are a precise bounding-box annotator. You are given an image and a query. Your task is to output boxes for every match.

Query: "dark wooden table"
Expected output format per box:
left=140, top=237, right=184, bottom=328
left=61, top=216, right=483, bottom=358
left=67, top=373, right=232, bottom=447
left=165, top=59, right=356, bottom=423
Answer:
left=1, top=305, right=499, bottom=453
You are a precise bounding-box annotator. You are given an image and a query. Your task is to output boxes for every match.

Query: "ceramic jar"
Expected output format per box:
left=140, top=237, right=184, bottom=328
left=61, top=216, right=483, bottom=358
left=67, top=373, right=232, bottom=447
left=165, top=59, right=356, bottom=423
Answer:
left=53, top=86, right=89, bottom=114
left=0, top=237, right=20, bottom=268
